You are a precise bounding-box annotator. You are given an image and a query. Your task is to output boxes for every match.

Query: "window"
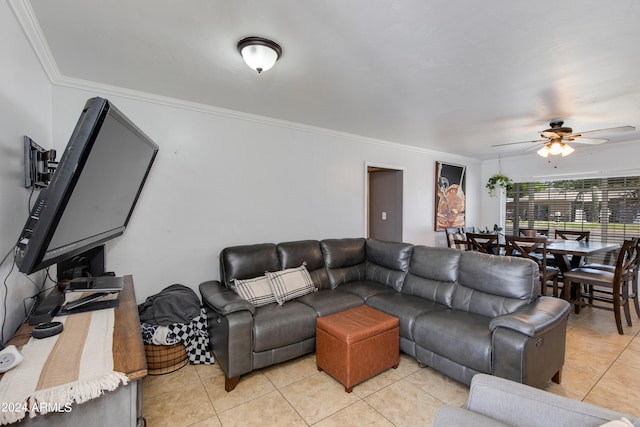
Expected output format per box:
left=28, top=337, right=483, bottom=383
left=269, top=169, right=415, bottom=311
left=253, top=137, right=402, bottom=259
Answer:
left=505, top=177, right=640, bottom=264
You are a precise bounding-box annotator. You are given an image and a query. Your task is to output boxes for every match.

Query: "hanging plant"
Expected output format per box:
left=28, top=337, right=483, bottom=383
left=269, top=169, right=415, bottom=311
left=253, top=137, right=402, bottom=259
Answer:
left=485, top=173, right=513, bottom=197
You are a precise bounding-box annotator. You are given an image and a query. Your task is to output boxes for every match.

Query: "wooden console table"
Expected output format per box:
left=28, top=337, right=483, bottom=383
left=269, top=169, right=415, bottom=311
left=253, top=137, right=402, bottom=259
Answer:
left=1, top=275, right=147, bottom=426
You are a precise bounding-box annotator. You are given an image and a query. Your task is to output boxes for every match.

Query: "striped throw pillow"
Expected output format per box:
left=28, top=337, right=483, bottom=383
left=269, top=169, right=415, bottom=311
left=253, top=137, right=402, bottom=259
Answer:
left=231, top=275, right=277, bottom=307
left=266, top=263, right=316, bottom=305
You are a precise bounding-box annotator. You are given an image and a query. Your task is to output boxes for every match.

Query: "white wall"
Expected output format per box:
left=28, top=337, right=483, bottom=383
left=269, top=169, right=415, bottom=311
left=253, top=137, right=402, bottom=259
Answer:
left=50, top=85, right=482, bottom=301
left=0, top=1, right=52, bottom=342
left=480, top=142, right=640, bottom=229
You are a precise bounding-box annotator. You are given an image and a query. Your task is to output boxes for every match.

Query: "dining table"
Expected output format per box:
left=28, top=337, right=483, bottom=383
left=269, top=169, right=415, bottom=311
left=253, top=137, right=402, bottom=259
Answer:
left=546, top=240, right=621, bottom=272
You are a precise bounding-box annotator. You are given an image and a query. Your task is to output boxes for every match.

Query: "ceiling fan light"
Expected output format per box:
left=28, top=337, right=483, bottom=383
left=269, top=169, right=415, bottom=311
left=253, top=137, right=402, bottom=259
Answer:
left=537, top=145, right=550, bottom=158
left=561, top=143, right=575, bottom=156
left=548, top=141, right=564, bottom=156
left=237, top=37, right=282, bottom=73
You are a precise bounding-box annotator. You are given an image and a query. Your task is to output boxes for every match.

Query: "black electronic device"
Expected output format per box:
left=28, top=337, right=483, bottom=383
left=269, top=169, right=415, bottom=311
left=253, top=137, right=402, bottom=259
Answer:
left=28, top=287, right=65, bottom=325
left=57, top=298, right=119, bottom=316
left=32, top=321, right=64, bottom=339
left=15, top=97, right=159, bottom=275
left=66, top=276, right=124, bottom=293
left=57, top=245, right=106, bottom=281
left=60, top=292, right=116, bottom=311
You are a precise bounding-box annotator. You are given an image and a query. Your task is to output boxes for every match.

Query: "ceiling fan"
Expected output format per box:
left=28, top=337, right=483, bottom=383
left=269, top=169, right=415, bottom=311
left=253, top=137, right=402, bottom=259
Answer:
left=493, top=121, right=636, bottom=157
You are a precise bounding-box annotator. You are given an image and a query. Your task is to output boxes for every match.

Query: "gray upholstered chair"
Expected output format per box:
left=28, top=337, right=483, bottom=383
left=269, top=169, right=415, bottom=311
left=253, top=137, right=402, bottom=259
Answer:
left=434, top=373, right=639, bottom=427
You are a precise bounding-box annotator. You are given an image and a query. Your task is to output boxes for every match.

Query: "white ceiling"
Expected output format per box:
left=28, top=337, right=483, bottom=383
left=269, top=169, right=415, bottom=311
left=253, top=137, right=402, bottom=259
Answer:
left=24, top=0, right=640, bottom=160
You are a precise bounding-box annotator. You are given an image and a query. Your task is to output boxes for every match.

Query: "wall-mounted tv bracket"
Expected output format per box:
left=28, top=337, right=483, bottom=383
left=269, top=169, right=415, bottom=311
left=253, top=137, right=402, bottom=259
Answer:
left=24, top=136, right=57, bottom=188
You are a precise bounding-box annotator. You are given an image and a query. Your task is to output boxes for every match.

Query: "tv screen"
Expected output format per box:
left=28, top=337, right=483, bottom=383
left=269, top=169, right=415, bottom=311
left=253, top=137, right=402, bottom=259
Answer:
left=16, top=97, right=159, bottom=275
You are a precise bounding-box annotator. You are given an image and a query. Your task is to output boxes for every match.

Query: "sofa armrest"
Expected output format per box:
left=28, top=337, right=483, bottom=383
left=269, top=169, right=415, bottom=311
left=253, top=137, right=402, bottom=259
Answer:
left=461, top=374, right=634, bottom=427
left=199, top=280, right=255, bottom=316
left=489, top=296, right=569, bottom=337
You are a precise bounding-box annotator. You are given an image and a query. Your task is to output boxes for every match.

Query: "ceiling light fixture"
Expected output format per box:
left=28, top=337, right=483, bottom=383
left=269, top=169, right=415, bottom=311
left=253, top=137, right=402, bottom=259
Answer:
left=237, top=37, right=282, bottom=74
left=537, top=139, right=575, bottom=158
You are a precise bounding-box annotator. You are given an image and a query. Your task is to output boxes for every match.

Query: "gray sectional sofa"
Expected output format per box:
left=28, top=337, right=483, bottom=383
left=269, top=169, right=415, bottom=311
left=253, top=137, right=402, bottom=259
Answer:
left=199, top=238, right=570, bottom=392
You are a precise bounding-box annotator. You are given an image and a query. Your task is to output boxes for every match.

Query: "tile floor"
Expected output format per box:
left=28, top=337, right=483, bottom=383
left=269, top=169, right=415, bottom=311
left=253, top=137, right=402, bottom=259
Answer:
left=142, top=307, right=640, bottom=426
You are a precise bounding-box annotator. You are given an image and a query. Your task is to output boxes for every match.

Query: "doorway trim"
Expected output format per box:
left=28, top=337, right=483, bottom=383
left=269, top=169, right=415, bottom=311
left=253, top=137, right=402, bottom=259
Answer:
left=364, top=161, right=405, bottom=240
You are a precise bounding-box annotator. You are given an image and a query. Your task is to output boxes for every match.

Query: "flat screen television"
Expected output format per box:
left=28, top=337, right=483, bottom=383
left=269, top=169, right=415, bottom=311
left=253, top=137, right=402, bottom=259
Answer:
left=15, top=97, right=159, bottom=276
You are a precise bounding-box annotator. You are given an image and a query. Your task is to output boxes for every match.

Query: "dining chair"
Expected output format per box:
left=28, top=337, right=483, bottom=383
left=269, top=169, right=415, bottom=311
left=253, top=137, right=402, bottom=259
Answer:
left=505, top=235, right=560, bottom=297
left=582, top=238, right=640, bottom=320
left=562, top=237, right=639, bottom=335
left=465, top=232, right=499, bottom=254
left=519, top=228, right=549, bottom=237
left=445, top=227, right=467, bottom=250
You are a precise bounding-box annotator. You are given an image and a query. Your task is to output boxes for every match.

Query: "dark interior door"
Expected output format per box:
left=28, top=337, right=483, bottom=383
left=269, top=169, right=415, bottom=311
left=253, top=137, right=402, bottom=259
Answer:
left=368, top=168, right=403, bottom=241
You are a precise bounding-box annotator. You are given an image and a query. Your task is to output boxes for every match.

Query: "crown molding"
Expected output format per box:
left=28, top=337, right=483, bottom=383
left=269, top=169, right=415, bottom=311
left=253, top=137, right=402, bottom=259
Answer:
left=8, top=0, right=60, bottom=83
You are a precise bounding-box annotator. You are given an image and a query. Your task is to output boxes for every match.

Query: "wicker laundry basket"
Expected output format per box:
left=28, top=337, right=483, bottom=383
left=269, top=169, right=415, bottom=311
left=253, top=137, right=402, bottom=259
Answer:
left=144, top=343, right=188, bottom=375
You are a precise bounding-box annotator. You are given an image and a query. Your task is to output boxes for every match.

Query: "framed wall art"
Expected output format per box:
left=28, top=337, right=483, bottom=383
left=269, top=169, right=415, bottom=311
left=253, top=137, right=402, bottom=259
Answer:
left=435, top=161, right=466, bottom=231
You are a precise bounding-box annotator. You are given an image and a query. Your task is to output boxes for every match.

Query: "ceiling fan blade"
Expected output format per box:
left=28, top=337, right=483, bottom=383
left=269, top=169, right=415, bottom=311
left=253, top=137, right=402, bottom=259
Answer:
left=569, top=125, right=636, bottom=137
left=491, top=139, right=547, bottom=148
left=568, top=137, right=609, bottom=145
left=524, top=143, right=546, bottom=153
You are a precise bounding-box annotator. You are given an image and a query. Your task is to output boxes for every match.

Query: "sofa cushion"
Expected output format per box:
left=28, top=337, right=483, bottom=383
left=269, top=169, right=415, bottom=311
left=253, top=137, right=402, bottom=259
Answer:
left=454, top=251, right=539, bottom=317
left=365, top=263, right=407, bottom=292
left=366, top=292, right=446, bottom=340
left=408, top=246, right=460, bottom=283
left=321, top=238, right=367, bottom=288
left=277, top=240, right=331, bottom=290
left=413, top=309, right=492, bottom=373
left=366, top=239, right=414, bottom=271
left=321, top=238, right=366, bottom=268
left=403, top=246, right=460, bottom=307
left=220, top=243, right=280, bottom=288
left=365, top=239, right=413, bottom=291
left=266, top=264, right=316, bottom=305
left=326, top=263, right=367, bottom=289
left=297, top=289, right=363, bottom=317
left=338, top=280, right=395, bottom=300
left=252, top=302, right=317, bottom=352
left=231, top=275, right=277, bottom=307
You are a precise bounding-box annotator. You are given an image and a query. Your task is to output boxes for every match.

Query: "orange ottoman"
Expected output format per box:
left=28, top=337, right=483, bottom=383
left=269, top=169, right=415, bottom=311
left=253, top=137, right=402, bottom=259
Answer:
left=316, top=305, right=399, bottom=392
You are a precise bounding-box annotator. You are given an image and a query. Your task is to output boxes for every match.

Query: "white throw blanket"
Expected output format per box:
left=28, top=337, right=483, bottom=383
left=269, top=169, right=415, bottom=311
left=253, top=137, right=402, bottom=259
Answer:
left=0, top=308, right=129, bottom=425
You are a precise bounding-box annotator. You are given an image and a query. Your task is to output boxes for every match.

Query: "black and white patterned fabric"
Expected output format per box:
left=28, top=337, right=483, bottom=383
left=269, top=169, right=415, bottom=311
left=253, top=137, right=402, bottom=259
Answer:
left=140, top=308, right=214, bottom=365
left=167, top=308, right=214, bottom=364
left=140, top=322, right=158, bottom=344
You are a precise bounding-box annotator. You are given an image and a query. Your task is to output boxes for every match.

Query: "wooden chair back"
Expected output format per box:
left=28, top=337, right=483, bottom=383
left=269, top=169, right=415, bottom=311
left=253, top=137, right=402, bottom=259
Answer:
left=554, top=230, right=590, bottom=242
left=613, top=238, right=639, bottom=285
left=505, top=235, right=560, bottom=296
left=518, top=228, right=549, bottom=237
left=505, top=235, right=548, bottom=265
left=465, top=232, right=499, bottom=254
